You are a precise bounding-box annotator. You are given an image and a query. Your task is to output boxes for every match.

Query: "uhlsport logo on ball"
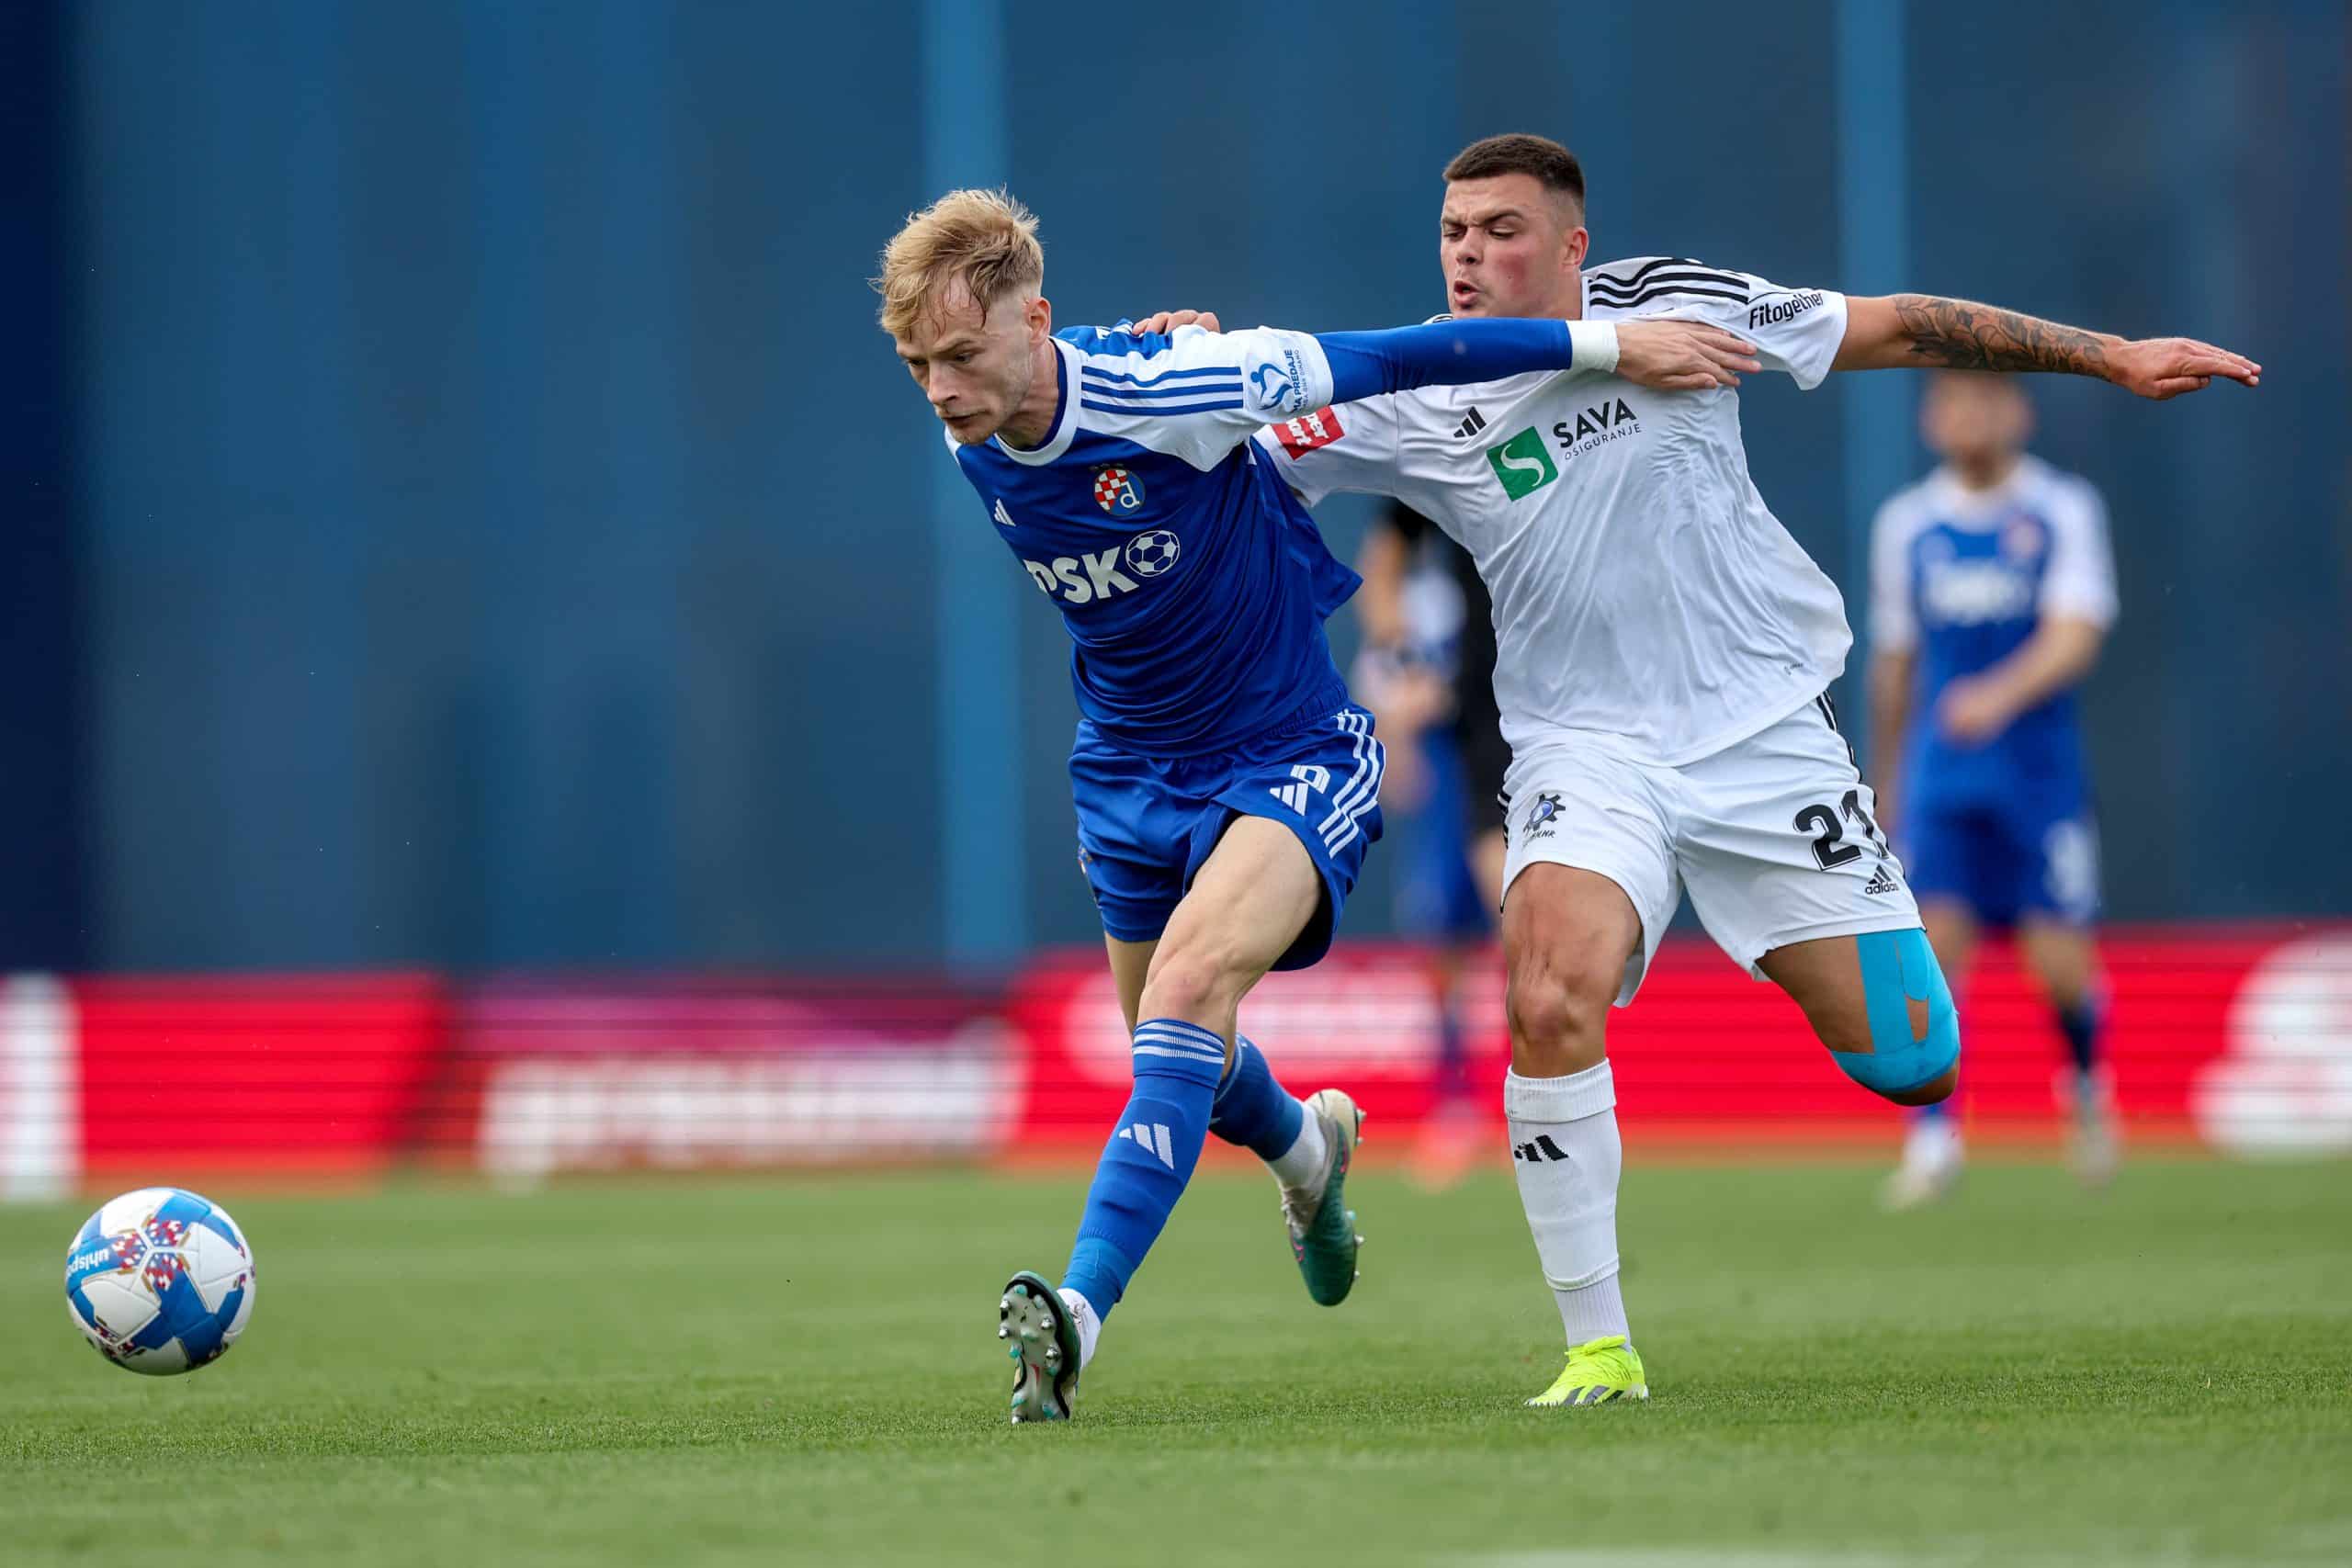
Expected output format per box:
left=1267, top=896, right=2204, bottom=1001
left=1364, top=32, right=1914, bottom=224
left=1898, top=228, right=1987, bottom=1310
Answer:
left=64, top=1187, right=257, bottom=1375
left=1124, top=529, right=1182, bottom=577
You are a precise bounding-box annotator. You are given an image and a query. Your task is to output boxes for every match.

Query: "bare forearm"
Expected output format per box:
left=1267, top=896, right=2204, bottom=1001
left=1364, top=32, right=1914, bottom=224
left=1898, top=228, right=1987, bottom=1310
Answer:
left=1975, top=619, right=2105, bottom=712
left=1838, top=294, right=2121, bottom=378
left=1353, top=526, right=1411, bottom=648
left=1867, top=651, right=1914, bottom=818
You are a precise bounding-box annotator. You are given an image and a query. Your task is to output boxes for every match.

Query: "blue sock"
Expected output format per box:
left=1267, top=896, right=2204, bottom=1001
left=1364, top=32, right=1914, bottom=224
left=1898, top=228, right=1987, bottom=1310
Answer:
left=2056, top=999, right=2100, bottom=1077
left=1061, top=1018, right=1227, bottom=1321
left=1209, top=1036, right=1305, bottom=1161
left=1915, top=1095, right=1951, bottom=1125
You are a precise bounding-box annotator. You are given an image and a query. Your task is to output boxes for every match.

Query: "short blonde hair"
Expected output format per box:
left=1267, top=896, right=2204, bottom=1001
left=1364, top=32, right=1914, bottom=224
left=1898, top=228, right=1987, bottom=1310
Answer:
left=874, top=188, right=1045, bottom=339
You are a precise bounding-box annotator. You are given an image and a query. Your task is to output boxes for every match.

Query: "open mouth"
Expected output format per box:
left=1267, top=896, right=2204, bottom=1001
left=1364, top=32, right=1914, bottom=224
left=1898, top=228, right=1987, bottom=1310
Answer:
left=1450, top=280, right=1480, bottom=308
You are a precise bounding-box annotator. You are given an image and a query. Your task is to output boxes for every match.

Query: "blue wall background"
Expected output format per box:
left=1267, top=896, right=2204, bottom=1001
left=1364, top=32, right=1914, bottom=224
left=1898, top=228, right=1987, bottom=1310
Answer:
left=17, top=0, right=2347, bottom=972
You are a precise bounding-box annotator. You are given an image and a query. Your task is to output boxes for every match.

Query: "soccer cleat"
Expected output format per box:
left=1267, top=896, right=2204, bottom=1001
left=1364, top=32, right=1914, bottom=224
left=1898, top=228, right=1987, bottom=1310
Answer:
left=998, top=1270, right=1081, bottom=1425
left=1881, top=1117, right=1963, bottom=1212
left=1279, top=1089, right=1363, bottom=1307
left=1526, top=1335, right=1649, bottom=1408
left=2061, top=1067, right=2122, bottom=1189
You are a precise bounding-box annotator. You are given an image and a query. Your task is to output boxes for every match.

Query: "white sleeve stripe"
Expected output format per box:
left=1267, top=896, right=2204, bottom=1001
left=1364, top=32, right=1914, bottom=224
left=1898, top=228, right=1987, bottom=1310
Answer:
left=1080, top=361, right=1240, bottom=388
left=1080, top=379, right=1243, bottom=404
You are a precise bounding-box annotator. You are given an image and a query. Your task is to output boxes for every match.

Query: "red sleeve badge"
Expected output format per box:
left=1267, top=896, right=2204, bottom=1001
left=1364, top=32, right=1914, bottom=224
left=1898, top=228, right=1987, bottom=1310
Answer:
left=1271, top=408, right=1345, bottom=459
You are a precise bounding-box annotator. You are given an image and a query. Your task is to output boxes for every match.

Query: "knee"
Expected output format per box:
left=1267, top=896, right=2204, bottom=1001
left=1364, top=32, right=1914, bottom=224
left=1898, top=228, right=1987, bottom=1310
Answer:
left=1505, top=960, right=1614, bottom=1076
left=1137, top=939, right=1245, bottom=1028
left=1885, top=1064, right=1958, bottom=1107
left=1828, top=928, right=1962, bottom=1103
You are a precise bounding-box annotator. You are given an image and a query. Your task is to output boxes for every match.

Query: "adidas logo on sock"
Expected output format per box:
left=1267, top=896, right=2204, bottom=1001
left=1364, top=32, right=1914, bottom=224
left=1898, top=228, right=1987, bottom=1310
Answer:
left=1513, top=1134, right=1569, bottom=1163
left=1117, top=1122, right=1176, bottom=1168
left=1862, top=864, right=1901, bottom=897
left=1453, top=407, right=1487, bottom=439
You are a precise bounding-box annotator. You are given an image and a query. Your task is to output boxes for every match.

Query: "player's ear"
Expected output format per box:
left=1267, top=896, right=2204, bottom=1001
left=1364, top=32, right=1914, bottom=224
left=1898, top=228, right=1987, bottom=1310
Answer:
left=1561, top=221, right=1589, bottom=273
left=1025, top=293, right=1053, bottom=343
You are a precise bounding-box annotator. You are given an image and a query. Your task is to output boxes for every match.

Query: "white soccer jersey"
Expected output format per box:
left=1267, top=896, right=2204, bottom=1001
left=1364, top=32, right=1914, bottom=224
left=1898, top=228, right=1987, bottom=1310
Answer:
left=1260, top=257, right=1854, bottom=767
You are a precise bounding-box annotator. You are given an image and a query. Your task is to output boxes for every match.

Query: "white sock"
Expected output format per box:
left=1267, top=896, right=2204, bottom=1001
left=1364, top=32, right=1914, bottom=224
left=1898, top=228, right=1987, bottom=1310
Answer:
left=1057, top=1288, right=1102, bottom=1371
left=1269, top=1107, right=1329, bottom=1191
left=1506, top=1062, right=1632, bottom=1348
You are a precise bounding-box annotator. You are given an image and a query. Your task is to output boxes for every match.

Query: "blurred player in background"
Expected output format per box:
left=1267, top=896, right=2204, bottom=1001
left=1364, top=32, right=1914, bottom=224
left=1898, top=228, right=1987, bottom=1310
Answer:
left=1149, top=130, right=2256, bottom=1410
left=876, top=188, right=1751, bottom=1423
left=1869, top=373, right=2121, bottom=1207
left=1351, top=505, right=1507, bottom=1187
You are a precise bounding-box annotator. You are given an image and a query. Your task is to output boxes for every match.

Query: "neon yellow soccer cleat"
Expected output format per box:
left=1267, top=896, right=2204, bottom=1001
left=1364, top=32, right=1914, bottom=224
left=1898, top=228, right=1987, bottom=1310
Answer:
left=1526, top=1335, right=1648, bottom=1408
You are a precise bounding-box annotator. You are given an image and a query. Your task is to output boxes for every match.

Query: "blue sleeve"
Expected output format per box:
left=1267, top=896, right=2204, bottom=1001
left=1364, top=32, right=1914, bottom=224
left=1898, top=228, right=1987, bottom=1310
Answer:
left=1315, top=319, right=1577, bottom=403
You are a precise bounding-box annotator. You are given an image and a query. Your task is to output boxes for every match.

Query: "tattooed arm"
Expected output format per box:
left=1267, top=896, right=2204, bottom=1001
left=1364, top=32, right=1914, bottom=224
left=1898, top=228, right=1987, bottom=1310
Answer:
left=1832, top=293, right=2260, bottom=400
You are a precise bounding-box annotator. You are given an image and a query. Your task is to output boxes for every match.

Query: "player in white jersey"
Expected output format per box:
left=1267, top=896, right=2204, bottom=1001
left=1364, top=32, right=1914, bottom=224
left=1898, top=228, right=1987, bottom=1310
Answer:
left=1142, top=131, right=2257, bottom=1408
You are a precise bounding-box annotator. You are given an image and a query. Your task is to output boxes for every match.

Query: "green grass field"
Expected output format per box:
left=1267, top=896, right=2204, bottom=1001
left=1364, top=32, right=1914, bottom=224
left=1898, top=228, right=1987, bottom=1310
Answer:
left=3, top=1156, right=2347, bottom=1566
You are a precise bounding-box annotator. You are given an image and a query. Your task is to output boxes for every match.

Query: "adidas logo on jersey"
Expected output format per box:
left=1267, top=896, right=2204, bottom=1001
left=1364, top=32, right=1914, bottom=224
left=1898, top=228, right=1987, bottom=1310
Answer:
left=1513, top=1134, right=1570, bottom=1163
left=1454, top=407, right=1487, bottom=439
left=992, top=498, right=1017, bottom=528
left=1862, top=864, right=1902, bottom=897
left=1117, top=1122, right=1176, bottom=1168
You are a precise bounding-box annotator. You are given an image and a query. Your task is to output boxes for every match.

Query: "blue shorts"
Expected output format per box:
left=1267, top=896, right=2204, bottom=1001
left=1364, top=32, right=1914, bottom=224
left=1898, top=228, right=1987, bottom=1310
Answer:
left=1902, top=795, right=2100, bottom=929
left=1069, top=702, right=1385, bottom=971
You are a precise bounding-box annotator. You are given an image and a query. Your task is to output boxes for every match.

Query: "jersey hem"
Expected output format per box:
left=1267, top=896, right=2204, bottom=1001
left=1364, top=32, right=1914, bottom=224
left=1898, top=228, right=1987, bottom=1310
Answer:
left=1507, top=677, right=1839, bottom=772
left=1075, top=671, right=1354, bottom=762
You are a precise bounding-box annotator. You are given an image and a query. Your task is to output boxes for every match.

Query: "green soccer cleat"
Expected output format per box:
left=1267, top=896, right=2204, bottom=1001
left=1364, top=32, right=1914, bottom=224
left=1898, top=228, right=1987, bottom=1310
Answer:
left=1280, top=1089, right=1364, bottom=1307
left=1527, top=1335, right=1649, bottom=1408
left=997, top=1270, right=1081, bottom=1425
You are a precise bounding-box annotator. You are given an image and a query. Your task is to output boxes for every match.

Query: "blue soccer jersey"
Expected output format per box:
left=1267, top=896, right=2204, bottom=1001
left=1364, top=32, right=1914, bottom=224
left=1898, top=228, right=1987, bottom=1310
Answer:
left=942, top=315, right=1591, bottom=956
left=1871, top=455, right=2118, bottom=921
left=946, top=318, right=1587, bottom=758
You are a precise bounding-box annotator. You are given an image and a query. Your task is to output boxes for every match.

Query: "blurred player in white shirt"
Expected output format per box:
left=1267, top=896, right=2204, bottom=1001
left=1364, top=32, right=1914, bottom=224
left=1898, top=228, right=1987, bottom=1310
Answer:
left=1870, top=376, right=2121, bottom=1207
left=1143, top=130, right=2256, bottom=1408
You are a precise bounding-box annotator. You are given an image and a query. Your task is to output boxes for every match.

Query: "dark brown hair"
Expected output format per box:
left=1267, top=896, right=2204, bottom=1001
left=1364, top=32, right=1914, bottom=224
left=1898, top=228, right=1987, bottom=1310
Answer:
left=1443, top=134, right=1586, bottom=214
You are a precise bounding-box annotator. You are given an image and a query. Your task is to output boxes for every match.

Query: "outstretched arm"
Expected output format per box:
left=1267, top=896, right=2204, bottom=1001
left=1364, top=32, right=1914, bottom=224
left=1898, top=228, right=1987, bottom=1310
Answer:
left=1126, top=309, right=1764, bottom=395
left=1834, top=294, right=2260, bottom=399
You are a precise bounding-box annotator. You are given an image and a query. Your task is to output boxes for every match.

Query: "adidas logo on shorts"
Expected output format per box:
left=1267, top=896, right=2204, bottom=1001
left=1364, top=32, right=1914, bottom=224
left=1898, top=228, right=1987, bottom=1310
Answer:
left=1862, top=864, right=1901, bottom=897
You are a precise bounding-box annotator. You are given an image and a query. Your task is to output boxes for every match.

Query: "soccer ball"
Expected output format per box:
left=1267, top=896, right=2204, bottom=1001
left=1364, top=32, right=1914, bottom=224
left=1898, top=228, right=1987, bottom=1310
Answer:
left=64, top=1187, right=257, bottom=1375
left=1125, top=528, right=1182, bottom=577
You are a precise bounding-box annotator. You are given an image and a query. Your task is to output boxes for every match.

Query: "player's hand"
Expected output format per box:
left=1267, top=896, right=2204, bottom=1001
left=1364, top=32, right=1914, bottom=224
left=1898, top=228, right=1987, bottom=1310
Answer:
left=1127, top=310, right=1223, bottom=335
left=1611, top=320, right=1765, bottom=390
left=2106, top=336, right=2261, bottom=400
left=1935, top=677, right=2017, bottom=744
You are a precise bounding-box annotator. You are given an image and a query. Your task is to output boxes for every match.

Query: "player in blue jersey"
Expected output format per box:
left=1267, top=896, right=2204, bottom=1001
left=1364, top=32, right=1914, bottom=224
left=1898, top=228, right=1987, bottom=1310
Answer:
left=874, top=188, right=1755, bottom=1423
left=1869, top=373, right=2121, bottom=1206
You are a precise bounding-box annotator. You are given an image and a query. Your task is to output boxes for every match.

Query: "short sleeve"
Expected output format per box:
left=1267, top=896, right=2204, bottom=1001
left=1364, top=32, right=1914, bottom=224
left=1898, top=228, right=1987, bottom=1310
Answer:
left=1724, top=275, right=1849, bottom=389
left=1250, top=394, right=1404, bottom=508
left=2039, top=478, right=2120, bottom=628
left=1869, top=491, right=1919, bottom=654
left=1592, top=261, right=1849, bottom=389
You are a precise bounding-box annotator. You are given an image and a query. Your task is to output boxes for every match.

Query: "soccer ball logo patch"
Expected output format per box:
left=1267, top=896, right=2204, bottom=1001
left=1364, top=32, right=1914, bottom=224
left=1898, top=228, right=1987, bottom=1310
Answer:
left=1092, top=466, right=1146, bottom=513
left=1125, top=529, right=1182, bottom=577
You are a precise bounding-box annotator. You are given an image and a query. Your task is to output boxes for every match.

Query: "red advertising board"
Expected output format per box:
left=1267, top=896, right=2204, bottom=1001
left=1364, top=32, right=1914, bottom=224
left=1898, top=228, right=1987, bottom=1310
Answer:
left=1008, top=928, right=2352, bottom=1155
left=426, top=980, right=1022, bottom=1179
left=3, top=925, right=2343, bottom=1190
left=72, top=974, right=448, bottom=1179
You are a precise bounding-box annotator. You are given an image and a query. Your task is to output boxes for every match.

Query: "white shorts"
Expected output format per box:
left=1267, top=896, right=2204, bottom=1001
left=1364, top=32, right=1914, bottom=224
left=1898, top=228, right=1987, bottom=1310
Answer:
left=1501, top=695, right=1923, bottom=1006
